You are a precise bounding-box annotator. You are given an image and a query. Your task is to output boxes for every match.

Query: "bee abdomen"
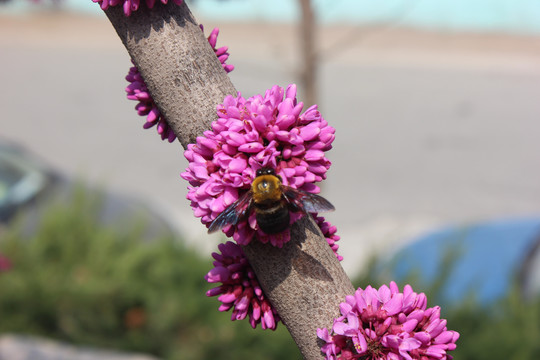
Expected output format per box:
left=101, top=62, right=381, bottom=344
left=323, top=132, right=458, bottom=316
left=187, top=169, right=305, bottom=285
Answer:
left=255, top=203, right=290, bottom=234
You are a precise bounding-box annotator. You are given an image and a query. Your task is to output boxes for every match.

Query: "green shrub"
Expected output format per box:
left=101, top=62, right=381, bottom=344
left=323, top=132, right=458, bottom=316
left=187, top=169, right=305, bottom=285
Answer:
left=0, top=188, right=299, bottom=360
left=11, top=186, right=540, bottom=359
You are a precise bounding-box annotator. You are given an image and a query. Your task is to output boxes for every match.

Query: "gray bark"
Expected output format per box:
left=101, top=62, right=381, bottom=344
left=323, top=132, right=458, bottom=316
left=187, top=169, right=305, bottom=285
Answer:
left=104, top=2, right=354, bottom=359
left=105, top=1, right=236, bottom=146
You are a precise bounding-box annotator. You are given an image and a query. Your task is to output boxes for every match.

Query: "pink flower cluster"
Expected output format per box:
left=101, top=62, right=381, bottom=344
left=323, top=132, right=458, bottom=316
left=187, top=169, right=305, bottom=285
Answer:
left=93, top=0, right=183, bottom=16
left=202, top=25, right=235, bottom=73
left=0, top=255, right=12, bottom=272
left=125, top=64, right=177, bottom=142
left=125, top=26, right=234, bottom=143
left=205, top=241, right=279, bottom=330
left=315, top=215, right=342, bottom=261
left=205, top=218, right=342, bottom=328
left=318, top=282, right=459, bottom=360
left=181, top=84, right=335, bottom=247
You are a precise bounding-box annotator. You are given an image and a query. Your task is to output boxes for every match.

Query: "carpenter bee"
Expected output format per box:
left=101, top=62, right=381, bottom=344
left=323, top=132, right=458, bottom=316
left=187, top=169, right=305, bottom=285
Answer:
left=208, top=168, right=334, bottom=234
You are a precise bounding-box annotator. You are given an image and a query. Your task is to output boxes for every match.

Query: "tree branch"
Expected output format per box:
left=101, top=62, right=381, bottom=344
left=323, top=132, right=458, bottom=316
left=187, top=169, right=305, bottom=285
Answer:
left=104, top=1, right=236, bottom=146
left=242, top=216, right=354, bottom=359
left=104, top=3, right=354, bottom=359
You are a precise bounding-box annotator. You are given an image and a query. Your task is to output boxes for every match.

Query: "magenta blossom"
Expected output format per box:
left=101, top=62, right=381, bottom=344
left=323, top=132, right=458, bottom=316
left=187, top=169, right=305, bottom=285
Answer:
left=125, top=26, right=234, bottom=143
left=181, top=84, right=335, bottom=247
left=201, top=25, right=235, bottom=73
left=315, top=215, right=342, bottom=261
left=318, top=282, right=459, bottom=360
left=92, top=0, right=183, bottom=16
left=205, top=241, right=280, bottom=330
left=125, top=64, right=177, bottom=142
left=0, top=255, right=11, bottom=272
left=206, top=218, right=341, bottom=329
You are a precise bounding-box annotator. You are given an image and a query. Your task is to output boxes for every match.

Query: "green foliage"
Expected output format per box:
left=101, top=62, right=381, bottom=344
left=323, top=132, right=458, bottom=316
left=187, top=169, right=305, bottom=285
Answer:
left=444, top=288, right=540, bottom=360
left=0, top=188, right=299, bottom=360
left=9, top=186, right=540, bottom=360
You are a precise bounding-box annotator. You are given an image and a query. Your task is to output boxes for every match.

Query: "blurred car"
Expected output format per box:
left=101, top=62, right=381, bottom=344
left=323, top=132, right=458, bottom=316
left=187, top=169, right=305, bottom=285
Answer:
left=0, top=138, right=174, bottom=239
left=377, top=217, right=540, bottom=304
left=0, top=140, right=56, bottom=223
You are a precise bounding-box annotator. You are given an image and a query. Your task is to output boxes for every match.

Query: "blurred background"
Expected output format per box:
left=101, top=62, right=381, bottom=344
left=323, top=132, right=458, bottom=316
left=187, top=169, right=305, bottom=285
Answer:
left=1, top=0, right=540, bottom=359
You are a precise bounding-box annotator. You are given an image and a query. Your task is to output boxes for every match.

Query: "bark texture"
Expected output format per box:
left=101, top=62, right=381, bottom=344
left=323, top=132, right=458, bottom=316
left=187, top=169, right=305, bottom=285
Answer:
left=105, top=1, right=236, bottom=146
left=104, top=3, right=354, bottom=359
left=242, top=215, right=355, bottom=359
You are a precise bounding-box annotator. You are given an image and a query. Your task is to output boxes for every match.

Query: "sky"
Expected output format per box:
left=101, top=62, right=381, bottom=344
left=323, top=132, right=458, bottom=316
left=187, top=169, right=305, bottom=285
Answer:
left=3, top=0, right=540, bottom=35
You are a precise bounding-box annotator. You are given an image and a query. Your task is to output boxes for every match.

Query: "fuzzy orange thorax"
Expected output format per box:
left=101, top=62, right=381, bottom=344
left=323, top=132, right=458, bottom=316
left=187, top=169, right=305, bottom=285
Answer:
left=251, top=174, right=282, bottom=204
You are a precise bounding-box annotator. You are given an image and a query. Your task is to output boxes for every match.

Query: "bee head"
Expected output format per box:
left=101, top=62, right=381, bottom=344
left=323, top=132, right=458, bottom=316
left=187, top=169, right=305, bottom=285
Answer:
left=252, top=168, right=282, bottom=204
left=256, top=168, right=275, bottom=177
left=255, top=167, right=282, bottom=183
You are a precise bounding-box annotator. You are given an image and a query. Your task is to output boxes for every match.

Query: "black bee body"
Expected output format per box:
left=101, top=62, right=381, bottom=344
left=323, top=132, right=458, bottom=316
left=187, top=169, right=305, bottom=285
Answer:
left=254, top=199, right=290, bottom=234
left=207, top=168, right=334, bottom=235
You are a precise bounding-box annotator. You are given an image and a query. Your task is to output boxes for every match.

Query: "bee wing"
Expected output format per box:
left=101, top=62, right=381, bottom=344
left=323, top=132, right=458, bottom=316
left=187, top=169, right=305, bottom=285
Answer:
left=207, top=190, right=253, bottom=233
left=282, top=186, right=335, bottom=214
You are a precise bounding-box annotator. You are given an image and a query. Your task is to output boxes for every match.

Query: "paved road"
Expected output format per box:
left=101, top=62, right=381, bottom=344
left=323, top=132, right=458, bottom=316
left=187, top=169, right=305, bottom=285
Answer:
left=2, top=13, right=540, bottom=275
left=0, top=335, right=158, bottom=360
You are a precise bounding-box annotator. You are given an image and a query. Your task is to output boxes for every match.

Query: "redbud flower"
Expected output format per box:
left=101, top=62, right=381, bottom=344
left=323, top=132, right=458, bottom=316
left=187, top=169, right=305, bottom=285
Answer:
left=205, top=241, right=280, bottom=330
left=201, top=25, right=235, bottom=73
left=205, top=217, right=341, bottom=329
left=125, top=26, right=234, bottom=143
left=181, top=84, right=335, bottom=247
left=92, top=0, right=183, bottom=16
left=0, top=255, right=11, bottom=272
left=318, top=282, right=459, bottom=360
left=125, top=63, right=177, bottom=142
left=315, top=215, right=342, bottom=261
